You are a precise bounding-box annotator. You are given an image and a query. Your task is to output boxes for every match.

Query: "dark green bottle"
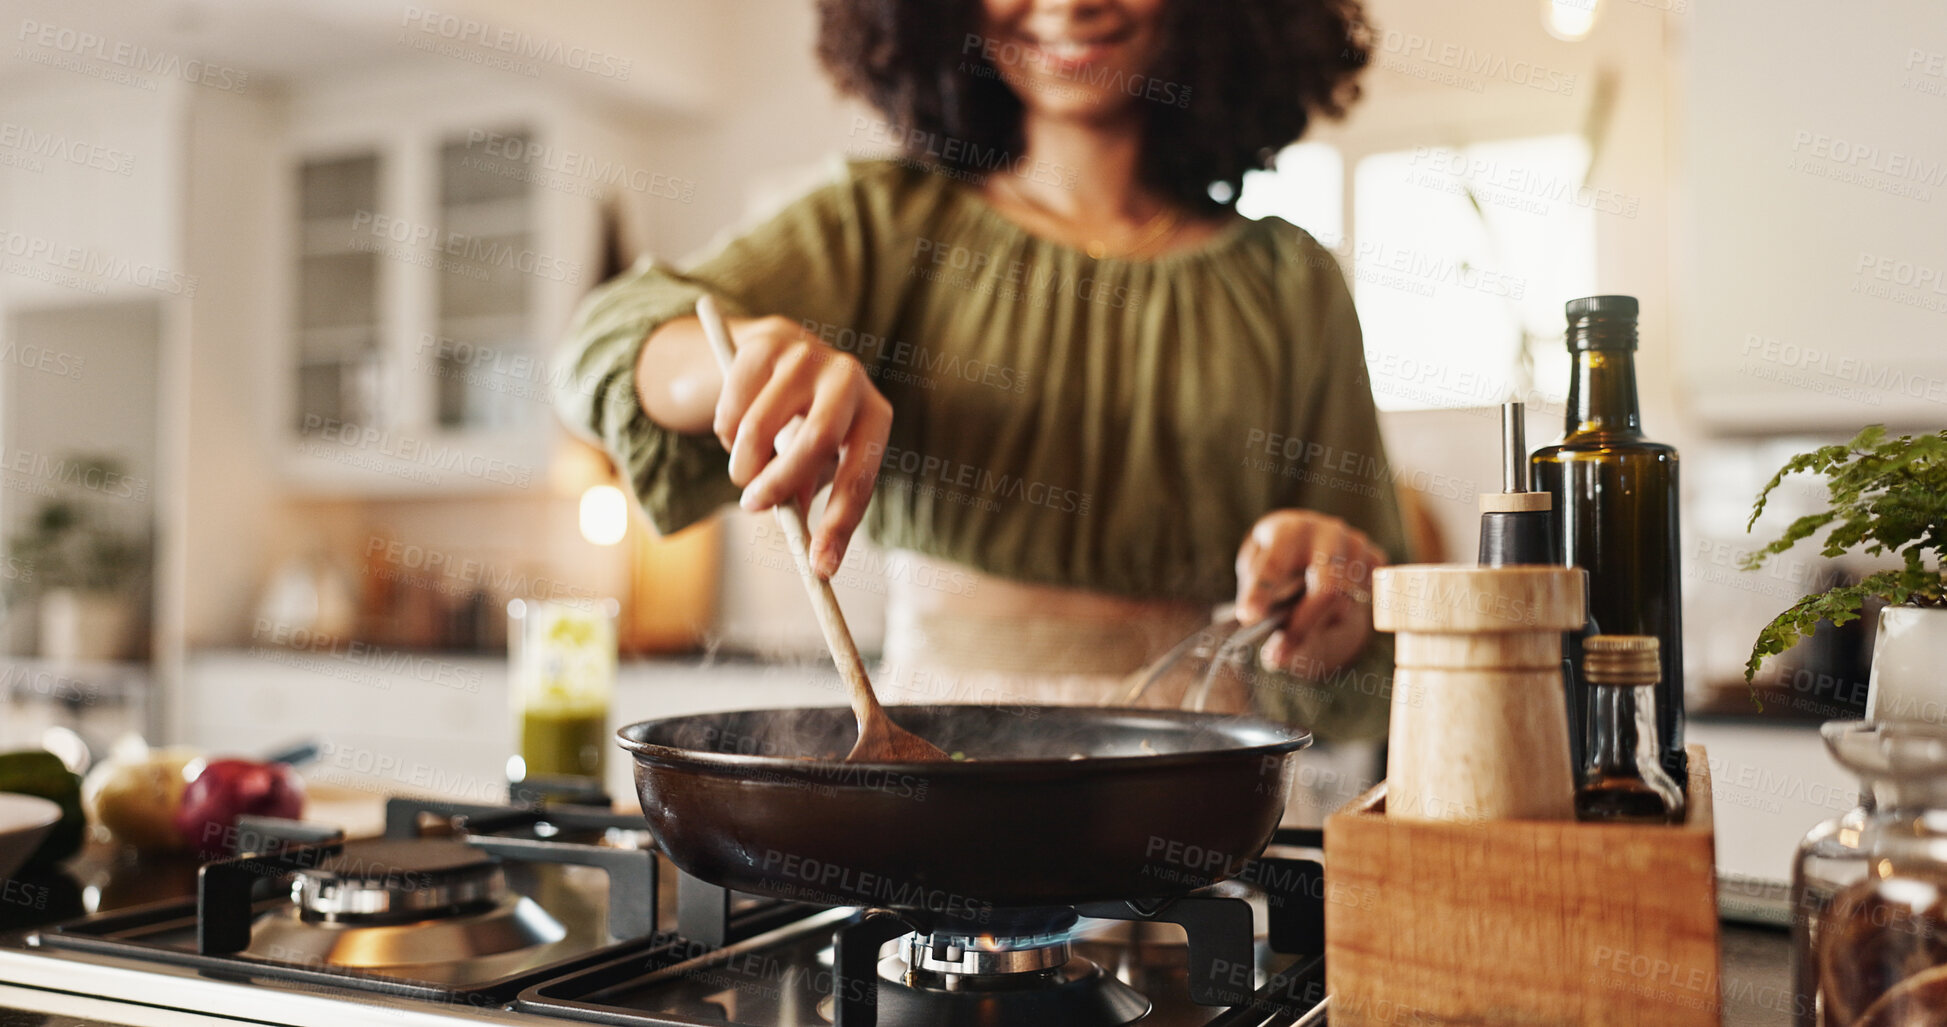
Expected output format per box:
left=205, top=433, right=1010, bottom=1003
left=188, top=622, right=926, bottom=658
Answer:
left=1531, top=296, right=1686, bottom=792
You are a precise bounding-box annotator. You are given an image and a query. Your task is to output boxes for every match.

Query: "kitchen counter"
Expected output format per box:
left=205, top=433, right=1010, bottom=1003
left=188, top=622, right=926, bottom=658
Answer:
left=1719, top=925, right=1795, bottom=1026
left=0, top=993, right=255, bottom=1027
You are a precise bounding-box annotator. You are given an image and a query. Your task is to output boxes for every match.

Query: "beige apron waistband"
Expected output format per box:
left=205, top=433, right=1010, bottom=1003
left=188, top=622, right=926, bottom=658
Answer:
left=877, top=602, right=1242, bottom=709
left=882, top=601, right=1208, bottom=678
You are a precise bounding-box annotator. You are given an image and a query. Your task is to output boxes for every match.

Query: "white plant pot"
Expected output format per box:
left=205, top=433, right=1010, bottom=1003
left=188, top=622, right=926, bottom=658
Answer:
left=1866, top=605, right=1947, bottom=724
left=38, top=589, right=134, bottom=663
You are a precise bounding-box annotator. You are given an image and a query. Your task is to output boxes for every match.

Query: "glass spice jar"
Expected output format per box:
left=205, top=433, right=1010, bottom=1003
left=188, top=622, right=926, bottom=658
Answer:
left=1793, top=721, right=1947, bottom=1027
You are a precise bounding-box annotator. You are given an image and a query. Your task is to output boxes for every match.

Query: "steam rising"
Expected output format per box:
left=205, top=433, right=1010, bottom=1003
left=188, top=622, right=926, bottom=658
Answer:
left=632, top=705, right=1300, bottom=763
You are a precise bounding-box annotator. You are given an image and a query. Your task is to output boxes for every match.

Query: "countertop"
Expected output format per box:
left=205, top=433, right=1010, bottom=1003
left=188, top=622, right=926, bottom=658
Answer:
left=1719, top=924, right=1796, bottom=1026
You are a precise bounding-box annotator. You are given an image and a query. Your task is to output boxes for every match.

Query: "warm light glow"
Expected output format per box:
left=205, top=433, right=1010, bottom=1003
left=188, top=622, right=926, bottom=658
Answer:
left=38, top=727, right=89, bottom=774
left=1544, top=0, right=1599, bottom=40
left=579, top=484, right=629, bottom=546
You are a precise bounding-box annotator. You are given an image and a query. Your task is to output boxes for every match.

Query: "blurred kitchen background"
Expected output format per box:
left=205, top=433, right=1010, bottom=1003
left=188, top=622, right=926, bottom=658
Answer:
left=1, top=0, right=1942, bottom=875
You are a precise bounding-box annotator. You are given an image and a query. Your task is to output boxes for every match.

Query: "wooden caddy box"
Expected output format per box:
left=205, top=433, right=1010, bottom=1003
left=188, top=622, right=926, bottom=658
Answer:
left=1324, top=744, right=1722, bottom=1026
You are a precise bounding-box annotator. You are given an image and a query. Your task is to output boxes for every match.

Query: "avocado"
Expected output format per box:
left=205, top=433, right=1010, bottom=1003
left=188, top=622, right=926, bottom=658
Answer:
left=0, top=750, right=86, bottom=868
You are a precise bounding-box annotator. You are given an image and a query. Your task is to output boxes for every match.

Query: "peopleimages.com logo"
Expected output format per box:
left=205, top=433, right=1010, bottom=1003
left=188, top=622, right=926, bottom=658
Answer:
left=398, top=6, right=632, bottom=81
left=960, top=34, right=1192, bottom=108
left=15, top=19, right=250, bottom=92
left=348, top=211, right=581, bottom=285
left=0, top=228, right=197, bottom=296
left=300, top=415, right=534, bottom=488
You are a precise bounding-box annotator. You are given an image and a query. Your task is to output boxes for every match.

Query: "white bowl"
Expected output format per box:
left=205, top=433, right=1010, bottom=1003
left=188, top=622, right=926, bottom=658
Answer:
left=0, top=793, right=64, bottom=881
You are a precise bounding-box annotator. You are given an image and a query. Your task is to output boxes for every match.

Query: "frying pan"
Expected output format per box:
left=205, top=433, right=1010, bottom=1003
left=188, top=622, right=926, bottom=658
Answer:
left=617, top=705, right=1308, bottom=923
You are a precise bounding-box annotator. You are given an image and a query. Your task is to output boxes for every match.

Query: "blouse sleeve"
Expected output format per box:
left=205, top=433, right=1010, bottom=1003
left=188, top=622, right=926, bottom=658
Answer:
left=552, top=162, right=879, bottom=535
left=1251, top=233, right=1411, bottom=743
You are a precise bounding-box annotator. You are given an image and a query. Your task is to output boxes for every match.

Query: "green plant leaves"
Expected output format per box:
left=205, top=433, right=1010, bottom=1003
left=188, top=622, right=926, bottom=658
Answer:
left=1742, top=424, right=1946, bottom=683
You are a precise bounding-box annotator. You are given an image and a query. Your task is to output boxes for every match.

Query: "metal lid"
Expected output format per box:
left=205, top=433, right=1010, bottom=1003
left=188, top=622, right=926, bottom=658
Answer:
left=1583, top=635, right=1660, bottom=686
left=1565, top=295, right=1639, bottom=321
left=1564, top=295, right=1640, bottom=352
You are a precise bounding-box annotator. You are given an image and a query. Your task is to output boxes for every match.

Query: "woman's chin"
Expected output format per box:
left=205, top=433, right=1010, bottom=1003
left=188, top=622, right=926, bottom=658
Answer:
left=1011, top=81, right=1142, bottom=125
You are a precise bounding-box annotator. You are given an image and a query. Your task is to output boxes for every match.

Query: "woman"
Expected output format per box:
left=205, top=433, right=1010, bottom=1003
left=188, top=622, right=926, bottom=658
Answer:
left=557, top=0, right=1407, bottom=746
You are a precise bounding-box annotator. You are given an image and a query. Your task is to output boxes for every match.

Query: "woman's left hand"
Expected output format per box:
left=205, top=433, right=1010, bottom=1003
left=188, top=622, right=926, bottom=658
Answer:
left=1234, top=510, right=1386, bottom=677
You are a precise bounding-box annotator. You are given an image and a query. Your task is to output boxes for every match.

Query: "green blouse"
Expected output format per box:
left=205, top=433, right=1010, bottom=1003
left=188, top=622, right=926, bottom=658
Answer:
left=556, top=158, right=1410, bottom=739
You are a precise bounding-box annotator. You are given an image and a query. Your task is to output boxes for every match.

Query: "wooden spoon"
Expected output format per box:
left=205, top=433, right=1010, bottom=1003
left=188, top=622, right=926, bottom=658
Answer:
left=694, top=296, right=949, bottom=763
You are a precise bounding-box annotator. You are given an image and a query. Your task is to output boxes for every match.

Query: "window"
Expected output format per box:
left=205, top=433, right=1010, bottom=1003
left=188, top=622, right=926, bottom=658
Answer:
left=1237, top=142, right=1344, bottom=247
left=1242, top=134, right=1598, bottom=414
left=1353, top=134, right=1595, bottom=412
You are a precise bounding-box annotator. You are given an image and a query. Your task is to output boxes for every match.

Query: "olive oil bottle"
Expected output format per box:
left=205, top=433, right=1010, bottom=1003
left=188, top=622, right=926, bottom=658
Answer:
left=1531, top=296, right=1686, bottom=791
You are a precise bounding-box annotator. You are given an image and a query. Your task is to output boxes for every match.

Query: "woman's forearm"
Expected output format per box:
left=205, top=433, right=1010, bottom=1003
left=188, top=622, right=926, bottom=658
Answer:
left=634, top=315, right=726, bottom=434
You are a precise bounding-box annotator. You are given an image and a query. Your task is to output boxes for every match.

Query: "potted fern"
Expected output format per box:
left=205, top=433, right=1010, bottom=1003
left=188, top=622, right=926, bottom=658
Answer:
left=1741, top=425, right=1947, bottom=721
left=5, top=457, right=150, bottom=662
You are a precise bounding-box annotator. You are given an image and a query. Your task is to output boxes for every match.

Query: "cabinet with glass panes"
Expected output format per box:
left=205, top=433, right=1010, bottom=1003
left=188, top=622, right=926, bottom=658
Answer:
left=285, top=119, right=606, bottom=495
left=294, top=153, right=384, bottom=435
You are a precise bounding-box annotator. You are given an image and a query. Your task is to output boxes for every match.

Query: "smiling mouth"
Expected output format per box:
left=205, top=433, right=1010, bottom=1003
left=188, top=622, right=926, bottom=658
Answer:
left=1018, top=29, right=1131, bottom=69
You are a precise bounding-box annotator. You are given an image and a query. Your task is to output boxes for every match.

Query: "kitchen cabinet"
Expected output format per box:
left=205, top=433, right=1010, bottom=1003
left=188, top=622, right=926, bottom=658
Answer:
left=276, top=73, right=657, bottom=496
left=1680, top=0, right=1947, bottom=434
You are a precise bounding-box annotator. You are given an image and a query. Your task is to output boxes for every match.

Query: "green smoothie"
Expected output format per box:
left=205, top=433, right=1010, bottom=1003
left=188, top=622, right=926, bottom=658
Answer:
left=519, top=705, right=608, bottom=779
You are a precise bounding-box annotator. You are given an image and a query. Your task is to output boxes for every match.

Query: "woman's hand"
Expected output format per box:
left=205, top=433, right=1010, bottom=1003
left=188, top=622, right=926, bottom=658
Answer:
left=1234, top=510, right=1386, bottom=677
left=712, top=316, right=892, bottom=578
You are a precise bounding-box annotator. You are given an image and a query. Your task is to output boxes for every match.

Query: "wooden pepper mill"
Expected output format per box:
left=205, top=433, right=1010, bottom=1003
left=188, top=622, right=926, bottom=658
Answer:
left=1373, top=565, right=1587, bottom=822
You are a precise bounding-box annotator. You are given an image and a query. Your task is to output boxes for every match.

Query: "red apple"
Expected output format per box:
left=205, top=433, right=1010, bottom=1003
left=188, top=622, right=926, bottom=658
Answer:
left=173, top=758, right=305, bottom=857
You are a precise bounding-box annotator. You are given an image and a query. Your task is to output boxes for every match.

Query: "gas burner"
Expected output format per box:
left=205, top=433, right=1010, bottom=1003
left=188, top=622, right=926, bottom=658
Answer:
left=23, top=796, right=662, bottom=1005
left=884, top=906, right=1090, bottom=992
left=865, top=911, right=1152, bottom=1024
left=244, top=893, right=568, bottom=970
left=866, top=932, right=1151, bottom=1026
left=242, top=838, right=569, bottom=970
left=899, top=931, right=1073, bottom=984
left=292, top=839, right=504, bottom=923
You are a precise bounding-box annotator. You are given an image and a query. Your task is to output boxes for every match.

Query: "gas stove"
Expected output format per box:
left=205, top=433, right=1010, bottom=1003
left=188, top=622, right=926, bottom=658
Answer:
left=0, top=797, right=1329, bottom=1026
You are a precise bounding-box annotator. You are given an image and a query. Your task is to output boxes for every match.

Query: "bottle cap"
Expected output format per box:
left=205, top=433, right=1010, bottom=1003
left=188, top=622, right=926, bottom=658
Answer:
left=1583, top=634, right=1660, bottom=686
left=1565, top=295, right=1639, bottom=321
left=1564, top=295, right=1640, bottom=352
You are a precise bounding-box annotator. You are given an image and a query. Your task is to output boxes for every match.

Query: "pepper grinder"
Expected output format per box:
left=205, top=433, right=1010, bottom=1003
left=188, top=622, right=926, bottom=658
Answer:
left=1374, top=564, right=1587, bottom=822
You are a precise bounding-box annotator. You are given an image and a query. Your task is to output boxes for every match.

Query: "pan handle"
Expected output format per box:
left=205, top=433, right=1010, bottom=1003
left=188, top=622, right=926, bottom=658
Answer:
left=1114, top=590, right=1302, bottom=711
left=1110, top=616, right=1233, bottom=707
left=1186, top=591, right=1302, bottom=713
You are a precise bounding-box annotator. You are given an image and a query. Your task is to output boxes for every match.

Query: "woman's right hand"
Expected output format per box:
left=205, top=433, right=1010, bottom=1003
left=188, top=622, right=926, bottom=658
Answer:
left=711, top=316, right=892, bottom=579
